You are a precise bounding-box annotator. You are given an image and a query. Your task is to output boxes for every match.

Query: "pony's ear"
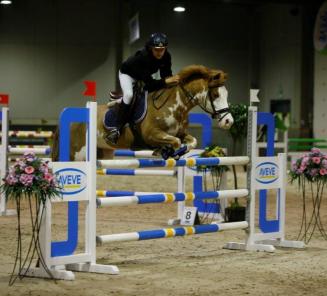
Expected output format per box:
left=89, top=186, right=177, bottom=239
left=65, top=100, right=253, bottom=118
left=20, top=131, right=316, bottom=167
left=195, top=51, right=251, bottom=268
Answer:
left=208, top=70, right=228, bottom=87
left=211, top=72, right=221, bottom=80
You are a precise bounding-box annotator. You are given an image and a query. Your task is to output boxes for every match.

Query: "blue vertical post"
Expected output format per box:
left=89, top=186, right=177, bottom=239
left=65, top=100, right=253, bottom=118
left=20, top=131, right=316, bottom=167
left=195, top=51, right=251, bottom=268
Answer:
left=189, top=113, right=220, bottom=214
left=193, top=175, right=220, bottom=214
left=257, top=112, right=279, bottom=233
left=188, top=113, right=212, bottom=148
left=51, top=107, right=89, bottom=257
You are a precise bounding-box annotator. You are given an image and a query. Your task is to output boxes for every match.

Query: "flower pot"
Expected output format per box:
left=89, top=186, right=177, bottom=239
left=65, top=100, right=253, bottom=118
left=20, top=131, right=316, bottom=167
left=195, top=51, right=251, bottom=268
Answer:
left=224, top=206, right=246, bottom=222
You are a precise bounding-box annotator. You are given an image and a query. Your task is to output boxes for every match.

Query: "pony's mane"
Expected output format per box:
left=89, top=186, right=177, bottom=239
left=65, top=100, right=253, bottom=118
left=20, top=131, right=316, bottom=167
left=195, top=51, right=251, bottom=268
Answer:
left=178, top=65, right=210, bottom=85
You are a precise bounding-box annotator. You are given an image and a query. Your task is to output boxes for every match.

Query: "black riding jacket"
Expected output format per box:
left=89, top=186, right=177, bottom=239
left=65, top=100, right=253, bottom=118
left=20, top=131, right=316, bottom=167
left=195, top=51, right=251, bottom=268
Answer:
left=120, top=48, right=172, bottom=92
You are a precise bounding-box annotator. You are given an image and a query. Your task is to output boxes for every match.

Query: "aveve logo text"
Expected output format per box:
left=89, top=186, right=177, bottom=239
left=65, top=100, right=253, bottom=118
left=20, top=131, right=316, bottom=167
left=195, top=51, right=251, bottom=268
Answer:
left=255, top=162, right=279, bottom=184
left=56, top=168, right=87, bottom=195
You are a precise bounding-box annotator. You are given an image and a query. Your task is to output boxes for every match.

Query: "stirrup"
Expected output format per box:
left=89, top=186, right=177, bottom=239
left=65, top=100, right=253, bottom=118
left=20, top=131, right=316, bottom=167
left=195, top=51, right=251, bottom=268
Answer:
left=104, top=128, right=120, bottom=145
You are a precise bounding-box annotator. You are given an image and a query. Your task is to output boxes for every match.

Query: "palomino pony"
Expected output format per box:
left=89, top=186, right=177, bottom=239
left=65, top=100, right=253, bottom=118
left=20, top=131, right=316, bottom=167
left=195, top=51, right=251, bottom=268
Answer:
left=52, top=65, right=233, bottom=161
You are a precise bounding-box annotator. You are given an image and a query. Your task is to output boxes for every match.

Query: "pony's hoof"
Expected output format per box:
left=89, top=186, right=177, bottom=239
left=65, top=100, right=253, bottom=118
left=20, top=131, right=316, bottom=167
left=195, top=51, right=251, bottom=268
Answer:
left=173, top=155, right=181, bottom=160
left=161, top=150, right=170, bottom=160
left=172, top=145, right=188, bottom=159
left=161, top=147, right=174, bottom=160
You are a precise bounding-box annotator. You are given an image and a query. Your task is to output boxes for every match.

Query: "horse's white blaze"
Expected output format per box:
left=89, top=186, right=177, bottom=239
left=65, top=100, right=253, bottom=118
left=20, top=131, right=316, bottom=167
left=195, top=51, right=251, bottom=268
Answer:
left=74, top=145, right=87, bottom=161
left=213, top=86, right=234, bottom=129
left=219, top=85, right=228, bottom=99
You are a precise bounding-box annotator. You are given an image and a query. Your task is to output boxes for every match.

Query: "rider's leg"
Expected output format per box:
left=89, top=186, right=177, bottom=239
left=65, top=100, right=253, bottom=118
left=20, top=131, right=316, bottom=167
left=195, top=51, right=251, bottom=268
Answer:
left=103, top=72, right=135, bottom=144
left=119, top=71, right=135, bottom=105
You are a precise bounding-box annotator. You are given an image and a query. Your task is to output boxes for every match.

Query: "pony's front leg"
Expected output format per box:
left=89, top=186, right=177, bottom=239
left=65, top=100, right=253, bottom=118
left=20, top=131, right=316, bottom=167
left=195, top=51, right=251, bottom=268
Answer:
left=181, top=133, right=198, bottom=152
left=147, top=130, right=182, bottom=159
left=147, top=129, right=181, bottom=149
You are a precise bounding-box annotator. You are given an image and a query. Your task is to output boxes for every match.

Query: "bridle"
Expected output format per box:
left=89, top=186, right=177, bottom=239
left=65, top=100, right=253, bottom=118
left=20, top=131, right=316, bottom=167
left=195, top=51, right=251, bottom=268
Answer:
left=179, top=84, right=231, bottom=122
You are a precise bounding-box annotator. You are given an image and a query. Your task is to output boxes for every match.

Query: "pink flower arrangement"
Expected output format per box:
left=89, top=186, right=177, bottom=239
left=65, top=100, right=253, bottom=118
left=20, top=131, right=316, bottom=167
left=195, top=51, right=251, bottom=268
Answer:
left=290, top=147, right=327, bottom=183
left=1, top=152, right=63, bottom=286
left=0, top=152, right=61, bottom=202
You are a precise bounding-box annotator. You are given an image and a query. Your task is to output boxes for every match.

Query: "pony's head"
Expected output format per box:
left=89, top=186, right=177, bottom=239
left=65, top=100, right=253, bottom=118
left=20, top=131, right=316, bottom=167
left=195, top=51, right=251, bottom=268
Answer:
left=206, top=69, right=233, bottom=129
left=178, top=65, right=233, bottom=129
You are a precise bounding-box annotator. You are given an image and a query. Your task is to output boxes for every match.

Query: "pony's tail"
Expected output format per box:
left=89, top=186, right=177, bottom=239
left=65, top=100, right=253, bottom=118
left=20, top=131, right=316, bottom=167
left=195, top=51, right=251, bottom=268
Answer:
left=51, top=127, right=59, bottom=161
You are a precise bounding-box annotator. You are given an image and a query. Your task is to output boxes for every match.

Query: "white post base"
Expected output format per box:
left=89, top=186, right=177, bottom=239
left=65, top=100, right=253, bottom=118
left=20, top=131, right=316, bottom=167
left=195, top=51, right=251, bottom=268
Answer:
left=0, top=209, right=16, bottom=216
left=22, top=263, right=119, bottom=281
left=199, top=212, right=224, bottom=223
left=167, top=218, right=181, bottom=225
left=66, top=263, right=119, bottom=275
left=223, top=242, right=276, bottom=253
left=21, top=267, right=75, bottom=281
left=224, top=238, right=305, bottom=253
left=257, top=239, right=306, bottom=249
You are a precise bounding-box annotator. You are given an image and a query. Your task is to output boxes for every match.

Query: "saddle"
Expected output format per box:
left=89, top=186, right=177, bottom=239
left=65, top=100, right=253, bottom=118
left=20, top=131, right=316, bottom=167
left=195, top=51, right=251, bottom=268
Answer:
left=109, top=81, right=145, bottom=102
left=104, top=90, right=147, bottom=129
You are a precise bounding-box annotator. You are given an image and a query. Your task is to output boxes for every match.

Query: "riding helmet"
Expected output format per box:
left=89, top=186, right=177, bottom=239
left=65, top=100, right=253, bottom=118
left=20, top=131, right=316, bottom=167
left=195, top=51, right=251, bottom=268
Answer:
left=146, top=33, right=168, bottom=48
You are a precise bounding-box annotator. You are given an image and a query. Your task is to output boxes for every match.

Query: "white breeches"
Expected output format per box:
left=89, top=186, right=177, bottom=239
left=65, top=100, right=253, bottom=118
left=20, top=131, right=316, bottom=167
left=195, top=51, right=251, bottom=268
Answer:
left=119, top=71, right=136, bottom=105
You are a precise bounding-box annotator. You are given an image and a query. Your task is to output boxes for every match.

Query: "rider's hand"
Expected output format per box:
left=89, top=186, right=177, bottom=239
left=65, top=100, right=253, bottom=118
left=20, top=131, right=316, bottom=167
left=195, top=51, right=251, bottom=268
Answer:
left=165, top=75, right=180, bottom=86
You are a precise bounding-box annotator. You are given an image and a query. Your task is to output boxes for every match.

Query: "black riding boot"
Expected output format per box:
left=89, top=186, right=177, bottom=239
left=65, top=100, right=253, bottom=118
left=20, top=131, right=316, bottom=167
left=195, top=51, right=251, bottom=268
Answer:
left=104, top=101, right=130, bottom=144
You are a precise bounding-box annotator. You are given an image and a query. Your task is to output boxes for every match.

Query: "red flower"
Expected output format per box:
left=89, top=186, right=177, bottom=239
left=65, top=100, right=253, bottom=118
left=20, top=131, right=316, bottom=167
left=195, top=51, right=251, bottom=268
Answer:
left=320, top=168, right=327, bottom=176
left=312, top=157, right=321, bottom=164
left=44, top=173, right=54, bottom=183
left=24, top=166, right=35, bottom=174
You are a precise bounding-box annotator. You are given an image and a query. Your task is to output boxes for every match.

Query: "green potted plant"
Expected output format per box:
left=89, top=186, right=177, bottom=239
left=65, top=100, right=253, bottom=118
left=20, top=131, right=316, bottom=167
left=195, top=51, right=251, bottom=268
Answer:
left=224, top=103, right=248, bottom=222
left=289, top=147, right=327, bottom=244
left=0, top=152, right=62, bottom=285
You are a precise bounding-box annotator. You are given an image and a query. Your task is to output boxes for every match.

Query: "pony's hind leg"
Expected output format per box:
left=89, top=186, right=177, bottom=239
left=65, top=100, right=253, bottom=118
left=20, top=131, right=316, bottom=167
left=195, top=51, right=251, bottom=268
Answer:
left=98, top=148, right=114, bottom=160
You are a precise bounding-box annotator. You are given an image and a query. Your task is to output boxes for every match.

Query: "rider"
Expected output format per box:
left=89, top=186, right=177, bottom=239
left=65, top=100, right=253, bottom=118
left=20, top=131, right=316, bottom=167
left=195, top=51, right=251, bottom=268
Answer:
left=104, top=32, right=180, bottom=144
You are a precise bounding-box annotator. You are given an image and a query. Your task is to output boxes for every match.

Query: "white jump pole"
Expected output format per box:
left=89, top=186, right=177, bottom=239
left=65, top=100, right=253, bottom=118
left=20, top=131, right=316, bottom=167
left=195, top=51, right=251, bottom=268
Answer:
left=3, top=130, right=53, bottom=137
left=8, top=147, right=51, bottom=155
left=96, top=189, right=249, bottom=207
left=97, top=156, right=250, bottom=169
left=97, top=221, right=249, bottom=245
left=0, top=106, right=16, bottom=216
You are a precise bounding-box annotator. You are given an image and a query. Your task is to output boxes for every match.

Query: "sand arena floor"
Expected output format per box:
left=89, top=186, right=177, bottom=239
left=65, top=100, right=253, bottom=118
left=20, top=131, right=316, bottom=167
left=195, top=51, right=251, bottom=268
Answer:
left=0, top=169, right=327, bottom=296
